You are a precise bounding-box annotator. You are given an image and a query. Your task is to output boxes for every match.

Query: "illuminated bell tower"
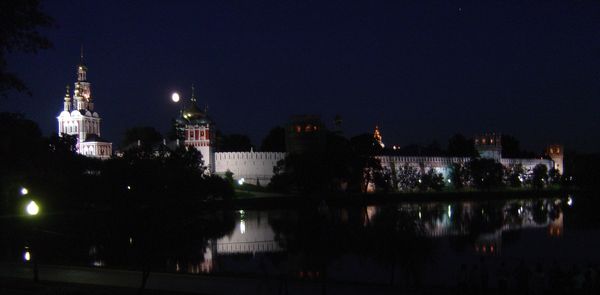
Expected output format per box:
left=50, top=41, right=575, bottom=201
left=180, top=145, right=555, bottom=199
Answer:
left=56, top=49, right=112, bottom=159
left=74, top=49, right=93, bottom=111
left=374, top=125, right=384, bottom=148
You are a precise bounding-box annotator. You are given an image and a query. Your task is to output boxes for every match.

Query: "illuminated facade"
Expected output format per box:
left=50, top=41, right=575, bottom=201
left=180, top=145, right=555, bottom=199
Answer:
left=57, top=53, right=112, bottom=159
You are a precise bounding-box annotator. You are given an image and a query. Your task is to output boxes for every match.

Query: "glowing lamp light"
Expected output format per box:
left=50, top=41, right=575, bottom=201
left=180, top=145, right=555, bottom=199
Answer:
left=171, top=92, right=180, bottom=103
left=238, top=178, right=245, bottom=185
left=26, top=200, right=39, bottom=216
left=567, top=196, right=573, bottom=207
left=24, top=250, right=31, bottom=261
left=20, top=187, right=29, bottom=196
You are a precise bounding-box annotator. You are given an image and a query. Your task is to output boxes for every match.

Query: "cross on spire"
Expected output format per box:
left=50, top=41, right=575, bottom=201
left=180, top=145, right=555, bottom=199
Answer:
left=80, top=45, right=84, bottom=65
left=190, top=84, right=196, bottom=103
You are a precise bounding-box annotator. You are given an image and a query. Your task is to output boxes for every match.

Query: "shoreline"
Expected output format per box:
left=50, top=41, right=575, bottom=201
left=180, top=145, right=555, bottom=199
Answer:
left=218, top=188, right=581, bottom=210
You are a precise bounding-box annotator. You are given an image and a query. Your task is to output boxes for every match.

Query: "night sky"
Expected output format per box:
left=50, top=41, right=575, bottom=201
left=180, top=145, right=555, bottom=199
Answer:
left=2, top=0, right=600, bottom=152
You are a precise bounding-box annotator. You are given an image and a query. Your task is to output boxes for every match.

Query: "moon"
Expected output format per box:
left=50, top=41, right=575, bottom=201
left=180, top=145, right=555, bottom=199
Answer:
left=171, top=92, right=180, bottom=103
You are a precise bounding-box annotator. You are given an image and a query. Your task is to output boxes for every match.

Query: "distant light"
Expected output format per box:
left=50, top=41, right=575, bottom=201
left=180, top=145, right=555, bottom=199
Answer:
left=129, top=237, right=133, bottom=245
left=20, top=187, right=29, bottom=196
left=240, top=220, right=246, bottom=234
left=418, top=211, right=422, bottom=219
left=418, top=179, right=422, bottom=184
left=238, top=178, right=245, bottom=185
left=24, top=250, right=31, bottom=261
left=447, top=205, right=452, bottom=218
left=447, top=179, right=452, bottom=184
left=171, top=92, right=180, bottom=103
left=26, top=200, right=39, bottom=216
left=567, top=196, right=573, bottom=207
left=127, top=185, right=131, bottom=190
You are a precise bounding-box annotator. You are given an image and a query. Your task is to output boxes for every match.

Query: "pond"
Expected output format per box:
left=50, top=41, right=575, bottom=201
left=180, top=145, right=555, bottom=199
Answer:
left=2, top=193, right=599, bottom=288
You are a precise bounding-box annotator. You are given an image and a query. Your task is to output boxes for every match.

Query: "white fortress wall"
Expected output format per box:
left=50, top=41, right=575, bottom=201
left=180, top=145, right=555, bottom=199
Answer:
left=378, top=156, right=554, bottom=179
left=378, top=156, right=471, bottom=178
left=214, top=152, right=287, bottom=186
left=500, top=158, right=554, bottom=171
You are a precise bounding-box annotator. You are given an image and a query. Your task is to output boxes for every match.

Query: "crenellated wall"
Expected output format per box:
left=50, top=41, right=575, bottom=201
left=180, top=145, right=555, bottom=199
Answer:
left=214, top=152, right=286, bottom=186
left=378, top=155, right=554, bottom=179
left=499, top=158, right=554, bottom=172
left=377, top=156, right=471, bottom=178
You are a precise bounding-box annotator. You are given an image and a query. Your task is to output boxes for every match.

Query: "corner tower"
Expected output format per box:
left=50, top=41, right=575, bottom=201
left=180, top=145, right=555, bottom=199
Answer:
left=546, top=144, right=564, bottom=174
left=474, top=133, right=502, bottom=160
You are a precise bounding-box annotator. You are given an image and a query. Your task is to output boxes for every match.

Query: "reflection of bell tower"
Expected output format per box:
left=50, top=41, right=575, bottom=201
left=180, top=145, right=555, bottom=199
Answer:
left=546, top=144, right=564, bottom=174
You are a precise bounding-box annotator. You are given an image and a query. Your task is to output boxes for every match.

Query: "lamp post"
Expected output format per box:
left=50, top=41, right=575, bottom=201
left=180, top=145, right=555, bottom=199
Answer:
left=25, top=199, right=40, bottom=282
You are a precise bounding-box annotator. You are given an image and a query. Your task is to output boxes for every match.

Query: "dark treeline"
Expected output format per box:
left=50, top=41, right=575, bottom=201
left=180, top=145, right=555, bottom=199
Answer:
left=0, top=112, right=237, bottom=292
left=268, top=130, right=573, bottom=194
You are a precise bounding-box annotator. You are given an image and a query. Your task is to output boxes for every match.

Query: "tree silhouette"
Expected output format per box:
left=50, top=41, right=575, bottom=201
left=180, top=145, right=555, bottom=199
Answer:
left=0, top=0, right=53, bottom=96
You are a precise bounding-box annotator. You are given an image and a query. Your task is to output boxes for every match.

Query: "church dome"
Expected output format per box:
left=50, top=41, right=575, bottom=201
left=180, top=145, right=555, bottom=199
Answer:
left=182, top=103, right=211, bottom=125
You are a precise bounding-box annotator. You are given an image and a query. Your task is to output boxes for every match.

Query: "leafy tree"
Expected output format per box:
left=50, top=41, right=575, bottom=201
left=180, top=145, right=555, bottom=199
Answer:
left=260, top=126, right=285, bottom=152
left=396, top=164, right=420, bottom=192
left=271, top=131, right=383, bottom=193
left=501, top=134, right=536, bottom=158
left=350, top=133, right=382, bottom=155
left=121, top=126, right=163, bottom=149
left=505, top=164, right=524, bottom=188
left=418, top=169, right=445, bottom=192
left=0, top=0, right=53, bottom=96
left=447, top=134, right=477, bottom=157
left=548, top=167, right=561, bottom=185
left=467, top=158, right=504, bottom=190
left=531, top=164, right=548, bottom=189
left=449, top=163, right=469, bottom=190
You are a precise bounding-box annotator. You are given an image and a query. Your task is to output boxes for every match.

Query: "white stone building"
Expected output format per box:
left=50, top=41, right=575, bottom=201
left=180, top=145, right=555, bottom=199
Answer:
left=57, top=54, right=112, bottom=159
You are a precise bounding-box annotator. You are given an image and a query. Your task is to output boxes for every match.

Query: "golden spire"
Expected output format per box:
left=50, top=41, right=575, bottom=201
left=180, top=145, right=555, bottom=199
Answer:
left=64, top=85, right=71, bottom=100
left=374, top=125, right=384, bottom=148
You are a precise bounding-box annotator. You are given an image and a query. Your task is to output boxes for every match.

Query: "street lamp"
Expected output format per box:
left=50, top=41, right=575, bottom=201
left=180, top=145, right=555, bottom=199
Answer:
left=20, top=187, right=29, bottom=196
left=26, top=200, right=40, bottom=216
left=24, top=199, right=40, bottom=282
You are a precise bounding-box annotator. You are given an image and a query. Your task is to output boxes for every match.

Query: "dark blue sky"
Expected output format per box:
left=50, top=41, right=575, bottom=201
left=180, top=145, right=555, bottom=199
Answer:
left=2, top=0, right=600, bottom=152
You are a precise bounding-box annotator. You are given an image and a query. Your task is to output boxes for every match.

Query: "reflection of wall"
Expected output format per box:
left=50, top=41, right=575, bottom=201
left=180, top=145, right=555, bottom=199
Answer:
left=213, top=211, right=282, bottom=255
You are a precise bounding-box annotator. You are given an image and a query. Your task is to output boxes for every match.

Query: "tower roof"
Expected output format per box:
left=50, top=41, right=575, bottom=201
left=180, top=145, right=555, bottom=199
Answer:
left=178, top=85, right=211, bottom=125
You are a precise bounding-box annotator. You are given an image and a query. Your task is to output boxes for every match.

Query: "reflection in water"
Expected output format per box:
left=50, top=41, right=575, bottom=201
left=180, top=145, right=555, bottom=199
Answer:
left=4, top=194, right=597, bottom=288
left=188, top=196, right=574, bottom=285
